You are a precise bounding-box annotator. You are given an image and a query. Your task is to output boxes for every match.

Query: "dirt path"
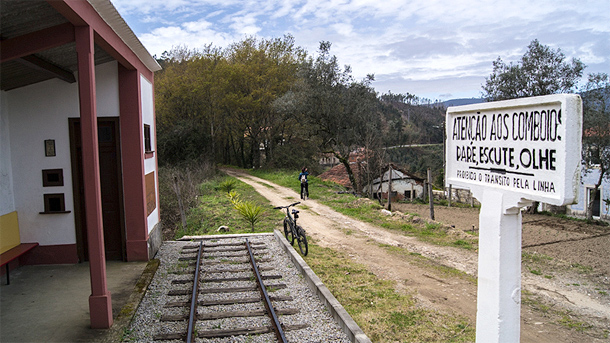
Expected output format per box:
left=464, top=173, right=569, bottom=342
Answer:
left=223, top=169, right=609, bottom=342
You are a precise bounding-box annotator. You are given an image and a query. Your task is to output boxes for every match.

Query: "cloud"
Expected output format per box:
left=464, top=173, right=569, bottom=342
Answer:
left=182, top=20, right=213, bottom=32
left=374, top=73, right=486, bottom=100
left=332, top=23, right=353, bottom=37
left=112, top=0, right=610, bottom=99
left=229, top=14, right=262, bottom=35
left=138, top=21, right=238, bottom=56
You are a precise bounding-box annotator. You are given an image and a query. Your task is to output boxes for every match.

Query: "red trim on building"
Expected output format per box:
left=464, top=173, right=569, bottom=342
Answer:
left=119, top=65, right=149, bottom=261
left=0, top=23, right=75, bottom=63
left=76, top=24, right=113, bottom=329
left=18, top=244, right=79, bottom=265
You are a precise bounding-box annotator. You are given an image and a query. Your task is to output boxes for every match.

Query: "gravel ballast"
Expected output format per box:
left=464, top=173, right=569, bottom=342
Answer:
left=124, top=234, right=352, bottom=342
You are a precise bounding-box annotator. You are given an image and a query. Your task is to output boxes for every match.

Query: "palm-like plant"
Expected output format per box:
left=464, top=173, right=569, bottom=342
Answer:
left=218, top=179, right=237, bottom=194
left=234, top=201, right=265, bottom=232
left=227, top=190, right=241, bottom=206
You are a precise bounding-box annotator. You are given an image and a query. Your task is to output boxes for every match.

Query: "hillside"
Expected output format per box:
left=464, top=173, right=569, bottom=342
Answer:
left=441, top=97, right=485, bottom=107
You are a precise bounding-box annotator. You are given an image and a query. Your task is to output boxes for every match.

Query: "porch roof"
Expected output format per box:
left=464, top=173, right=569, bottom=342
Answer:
left=0, top=0, right=161, bottom=91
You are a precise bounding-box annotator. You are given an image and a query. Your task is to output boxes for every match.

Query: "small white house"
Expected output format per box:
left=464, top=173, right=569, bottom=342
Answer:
left=568, top=166, right=609, bottom=220
left=364, top=165, right=424, bottom=201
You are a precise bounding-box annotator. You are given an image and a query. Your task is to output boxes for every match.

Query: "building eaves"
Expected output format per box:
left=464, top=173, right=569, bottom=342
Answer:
left=88, top=0, right=161, bottom=72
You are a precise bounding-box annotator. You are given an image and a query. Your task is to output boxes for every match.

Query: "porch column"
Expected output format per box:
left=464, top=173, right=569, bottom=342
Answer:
left=75, top=25, right=113, bottom=329
left=119, top=65, right=149, bottom=261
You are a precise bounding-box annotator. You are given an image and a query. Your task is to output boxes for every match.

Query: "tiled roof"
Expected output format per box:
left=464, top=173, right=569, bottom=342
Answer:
left=319, top=163, right=363, bottom=189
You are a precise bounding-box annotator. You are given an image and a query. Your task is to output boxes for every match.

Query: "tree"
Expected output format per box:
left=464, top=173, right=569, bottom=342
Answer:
left=153, top=37, right=306, bottom=168
left=581, top=73, right=610, bottom=220
left=482, top=39, right=585, bottom=101
left=154, top=45, right=225, bottom=166
left=294, top=42, right=381, bottom=191
left=482, top=39, right=586, bottom=214
left=222, top=36, right=299, bottom=168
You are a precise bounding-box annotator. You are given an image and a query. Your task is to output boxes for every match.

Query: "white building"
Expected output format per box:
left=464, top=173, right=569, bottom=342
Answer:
left=364, top=165, right=425, bottom=201
left=1, top=0, right=162, bottom=328
left=568, top=166, right=609, bottom=220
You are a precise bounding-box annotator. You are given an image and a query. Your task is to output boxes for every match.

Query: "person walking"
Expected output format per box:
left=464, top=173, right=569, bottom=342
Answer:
left=298, top=167, right=309, bottom=200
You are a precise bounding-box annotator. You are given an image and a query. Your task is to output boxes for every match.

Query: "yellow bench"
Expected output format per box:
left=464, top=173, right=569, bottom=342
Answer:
left=0, top=212, right=38, bottom=285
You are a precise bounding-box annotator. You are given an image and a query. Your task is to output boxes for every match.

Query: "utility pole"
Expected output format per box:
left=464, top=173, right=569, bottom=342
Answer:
left=448, top=184, right=452, bottom=207
left=387, top=164, right=392, bottom=212
left=428, top=168, right=434, bottom=220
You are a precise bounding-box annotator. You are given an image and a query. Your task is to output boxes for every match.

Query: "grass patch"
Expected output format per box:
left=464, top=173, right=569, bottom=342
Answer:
left=380, top=244, right=476, bottom=282
left=174, top=175, right=284, bottom=239
left=258, top=181, right=275, bottom=189
left=558, top=311, right=593, bottom=332
left=570, top=263, right=593, bottom=274
left=521, top=251, right=556, bottom=279
left=522, top=251, right=598, bottom=285
left=522, top=290, right=608, bottom=339
left=452, top=239, right=474, bottom=250
left=537, top=211, right=609, bottom=227
left=522, top=251, right=553, bottom=263
left=305, top=243, right=475, bottom=342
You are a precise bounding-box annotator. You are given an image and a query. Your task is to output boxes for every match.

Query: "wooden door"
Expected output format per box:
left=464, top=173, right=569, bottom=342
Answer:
left=69, top=118, right=125, bottom=261
left=589, top=188, right=601, bottom=218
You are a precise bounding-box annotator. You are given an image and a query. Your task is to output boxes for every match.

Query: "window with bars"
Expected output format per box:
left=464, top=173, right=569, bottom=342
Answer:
left=144, top=124, right=152, bottom=153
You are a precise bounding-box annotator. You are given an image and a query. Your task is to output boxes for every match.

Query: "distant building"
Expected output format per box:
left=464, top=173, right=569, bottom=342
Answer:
left=319, top=153, right=340, bottom=168
left=363, top=164, right=425, bottom=201
left=567, top=166, right=609, bottom=220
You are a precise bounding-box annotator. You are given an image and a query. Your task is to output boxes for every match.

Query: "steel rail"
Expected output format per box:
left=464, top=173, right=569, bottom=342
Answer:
left=245, top=238, right=288, bottom=343
left=186, top=240, right=203, bottom=343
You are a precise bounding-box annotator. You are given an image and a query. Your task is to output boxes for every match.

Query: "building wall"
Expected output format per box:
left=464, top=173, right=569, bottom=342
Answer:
left=140, top=74, right=159, bottom=234
left=568, top=166, right=609, bottom=220
left=5, top=61, right=121, bottom=246
left=0, top=91, right=15, bottom=215
left=369, top=179, right=424, bottom=200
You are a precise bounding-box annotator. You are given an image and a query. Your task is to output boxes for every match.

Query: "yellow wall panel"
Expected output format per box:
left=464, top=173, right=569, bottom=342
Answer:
left=0, top=211, right=20, bottom=254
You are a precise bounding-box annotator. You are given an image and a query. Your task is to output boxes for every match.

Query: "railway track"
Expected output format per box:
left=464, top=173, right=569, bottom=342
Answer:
left=153, top=238, right=308, bottom=342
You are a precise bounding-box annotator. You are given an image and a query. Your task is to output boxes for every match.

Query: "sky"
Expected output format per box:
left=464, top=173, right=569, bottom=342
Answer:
left=112, top=0, right=610, bottom=101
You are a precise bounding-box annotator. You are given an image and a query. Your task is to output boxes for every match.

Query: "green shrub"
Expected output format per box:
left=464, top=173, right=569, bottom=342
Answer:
left=218, top=179, right=238, bottom=194
left=227, top=190, right=241, bottom=206
left=234, top=201, right=265, bottom=232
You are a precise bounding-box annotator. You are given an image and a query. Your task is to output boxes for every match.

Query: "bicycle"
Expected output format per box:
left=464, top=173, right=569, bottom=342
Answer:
left=274, top=202, right=308, bottom=256
left=300, top=179, right=309, bottom=200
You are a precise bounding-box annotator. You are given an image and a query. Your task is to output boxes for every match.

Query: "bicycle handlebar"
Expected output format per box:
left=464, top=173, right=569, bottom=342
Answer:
left=273, top=201, right=301, bottom=210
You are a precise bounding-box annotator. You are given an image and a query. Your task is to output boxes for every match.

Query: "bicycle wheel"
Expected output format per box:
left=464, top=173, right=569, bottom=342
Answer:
left=283, top=218, right=295, bottom=245
left=296, top=225, right=308, bottom=256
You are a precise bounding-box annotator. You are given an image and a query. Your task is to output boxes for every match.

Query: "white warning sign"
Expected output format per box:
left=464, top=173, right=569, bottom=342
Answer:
left=445, top=94, right=582, bottom=205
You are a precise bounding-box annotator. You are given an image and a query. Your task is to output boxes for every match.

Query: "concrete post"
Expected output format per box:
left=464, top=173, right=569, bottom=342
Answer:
left=475, top=189, right=530, bottom=343
left=75, top=25, right=113, bottom=329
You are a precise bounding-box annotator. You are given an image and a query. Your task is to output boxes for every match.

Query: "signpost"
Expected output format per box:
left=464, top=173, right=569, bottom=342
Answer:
left=445, top=94, right=582, bottom=342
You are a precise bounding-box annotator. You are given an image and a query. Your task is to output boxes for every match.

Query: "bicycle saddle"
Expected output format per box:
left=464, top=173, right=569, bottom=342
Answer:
left=291, top=209, right=299, bottom=215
